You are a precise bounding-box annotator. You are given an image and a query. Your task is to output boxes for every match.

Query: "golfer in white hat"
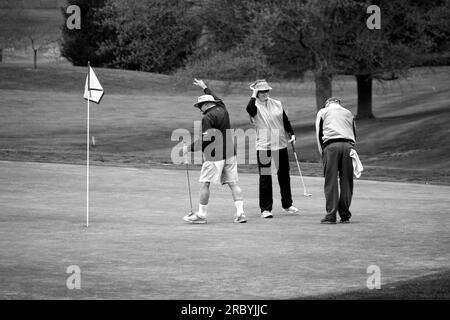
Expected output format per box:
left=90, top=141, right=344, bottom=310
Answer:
left=246, top=79, right=300, bottom=218
left=182, top=78, right=247, bottom=224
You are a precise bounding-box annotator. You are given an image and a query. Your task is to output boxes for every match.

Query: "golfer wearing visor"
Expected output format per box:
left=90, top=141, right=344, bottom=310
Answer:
left=246, top=79, right=300, bottom=218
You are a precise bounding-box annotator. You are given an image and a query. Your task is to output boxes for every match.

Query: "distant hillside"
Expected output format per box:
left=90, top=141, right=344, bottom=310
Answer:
left=0, top=8, right=65, bottom=63
left=0, top=0, right=67, bottom=9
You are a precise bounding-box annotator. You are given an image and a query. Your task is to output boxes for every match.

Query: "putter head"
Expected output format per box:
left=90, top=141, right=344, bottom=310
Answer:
left=304, top=192, right=312, bottom=197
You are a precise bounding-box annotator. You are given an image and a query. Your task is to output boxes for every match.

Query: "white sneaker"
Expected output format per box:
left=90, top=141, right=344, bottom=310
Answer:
left=183, top=212, right=207, bottom=224
left=283, top=206, right=300, bottom=214
left=261, top=210, right=273, bottom=218
left=234, top=213, right=247, bottom=223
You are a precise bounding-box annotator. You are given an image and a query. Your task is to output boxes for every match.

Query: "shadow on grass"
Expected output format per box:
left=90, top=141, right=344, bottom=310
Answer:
left=297, top=269, right=450, bottom=300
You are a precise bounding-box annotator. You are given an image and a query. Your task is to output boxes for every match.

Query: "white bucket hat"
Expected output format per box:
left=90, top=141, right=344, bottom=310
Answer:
left=250, top=79, right=272, bottom=92
left=194, top=94, right=221, bottom=108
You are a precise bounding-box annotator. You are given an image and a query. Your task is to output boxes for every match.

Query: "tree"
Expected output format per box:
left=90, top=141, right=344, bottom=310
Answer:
left=60, top=0, right=109, bottom=67
left=338, top=0, right=450, bottom=118
left=190, top=0, right=253, bottom=55
left=265, top=0, right=450, bottom=116
left=96, top=0, right=201, bottom=73
left=29, top=35, right=55, bottom=69
left=185, top=0, right=354, bottom=109
left=267, top=0, right=341, bottom=110
left=175, top=0, right=278, bottom=82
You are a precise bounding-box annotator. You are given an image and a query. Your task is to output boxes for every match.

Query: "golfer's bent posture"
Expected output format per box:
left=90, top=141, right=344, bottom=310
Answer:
left=183, top=78, right=247, bottom=224
left=246, top=79, right=299, bottom=218
left=315, top=97, right=356, bottom=224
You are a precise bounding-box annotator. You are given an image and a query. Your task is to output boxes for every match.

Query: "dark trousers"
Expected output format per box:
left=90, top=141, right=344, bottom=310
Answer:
left=257, top=148, right=293, bottom=212
left=322, top=142, right=354, bottom=220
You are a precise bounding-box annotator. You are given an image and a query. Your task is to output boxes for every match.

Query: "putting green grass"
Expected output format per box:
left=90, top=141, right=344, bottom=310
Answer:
left=0, top=63, right=449, bottom=185
left=0, top=161, right=449, bottom=299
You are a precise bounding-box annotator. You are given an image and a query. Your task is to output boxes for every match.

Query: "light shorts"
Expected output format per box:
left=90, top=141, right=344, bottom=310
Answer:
left=199, top=156, right=239, bottom=185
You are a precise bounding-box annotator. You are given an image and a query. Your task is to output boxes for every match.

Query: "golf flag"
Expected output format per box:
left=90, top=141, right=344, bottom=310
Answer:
left=83, top=65, right=104, bottom=104
left=84, top=62, right=104, bottom=227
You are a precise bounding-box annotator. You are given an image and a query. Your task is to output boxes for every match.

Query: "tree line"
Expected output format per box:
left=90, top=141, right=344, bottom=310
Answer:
left=61, top=0, right=450, bottom=118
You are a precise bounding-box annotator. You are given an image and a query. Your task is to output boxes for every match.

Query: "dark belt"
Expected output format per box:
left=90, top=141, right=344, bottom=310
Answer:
left=323, top=138, right=355, bottom=149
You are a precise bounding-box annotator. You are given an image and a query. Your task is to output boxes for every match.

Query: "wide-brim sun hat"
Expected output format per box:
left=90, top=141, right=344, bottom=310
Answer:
left=250, top=79, right=272, bottom=92
left=194, top=94, right=221, bottom=108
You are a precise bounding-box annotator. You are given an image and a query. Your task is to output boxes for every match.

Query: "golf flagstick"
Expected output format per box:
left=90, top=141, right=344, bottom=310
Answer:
left=83, top=62, right=104, bottom=227
left=291, top=142, right=312, bottom=197
left=86, top=61, right=91, bottom=227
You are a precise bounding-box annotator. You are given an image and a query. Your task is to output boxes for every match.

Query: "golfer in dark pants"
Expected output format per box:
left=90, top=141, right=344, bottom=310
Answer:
left=315, top=97, right=357, bottom=224
left=247, top=79, right=300, bottom=218
left=257, top=148, right=293, bottom=212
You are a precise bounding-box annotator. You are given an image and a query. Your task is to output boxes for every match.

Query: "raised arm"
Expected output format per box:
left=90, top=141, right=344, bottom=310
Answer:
left=246, top=87, right=258, bottom=117
left=193, top=78, right=224, bottom=107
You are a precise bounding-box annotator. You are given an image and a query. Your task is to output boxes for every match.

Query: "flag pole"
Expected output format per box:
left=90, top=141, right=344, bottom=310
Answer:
left=86, top=61, right=90, bottom=227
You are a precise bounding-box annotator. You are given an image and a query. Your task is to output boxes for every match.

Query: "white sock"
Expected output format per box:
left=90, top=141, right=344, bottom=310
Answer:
left=234, top=200, right=244, bottom=215
left=198, top=204, right=208, bottom=217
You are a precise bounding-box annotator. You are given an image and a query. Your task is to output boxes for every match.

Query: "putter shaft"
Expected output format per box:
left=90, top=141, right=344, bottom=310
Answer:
left=291, top=144, right=312, bottom=197
left=184, top=149, right=193, bottom=211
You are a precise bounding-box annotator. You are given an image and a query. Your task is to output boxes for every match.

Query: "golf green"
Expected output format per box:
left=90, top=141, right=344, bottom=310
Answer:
left=0, top=160, right=449, bottom=299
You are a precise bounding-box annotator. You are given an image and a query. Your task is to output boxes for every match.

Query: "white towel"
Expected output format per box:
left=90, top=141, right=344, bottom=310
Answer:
left=350, top=149, right=363, bottom=178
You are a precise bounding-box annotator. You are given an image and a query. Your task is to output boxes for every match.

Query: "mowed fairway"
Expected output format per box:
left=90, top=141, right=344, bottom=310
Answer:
left=0, top=161, right=449, bottom=299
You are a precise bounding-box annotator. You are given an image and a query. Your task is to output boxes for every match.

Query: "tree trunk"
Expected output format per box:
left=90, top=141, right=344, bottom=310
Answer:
left=33, top=49, right=37, bottom=69
left=314, top=72, right=332, bottom=111
left=356, top=74, right=375, bottom=119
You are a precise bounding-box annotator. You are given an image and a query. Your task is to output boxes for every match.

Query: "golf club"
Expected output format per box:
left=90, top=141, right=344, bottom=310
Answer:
left=184, top=145, right=194, bottom=214
left=290, top=142, right=312, bottom=197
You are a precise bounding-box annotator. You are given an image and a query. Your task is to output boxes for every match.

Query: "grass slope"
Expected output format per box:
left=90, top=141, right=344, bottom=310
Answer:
left=0, top=9, right=64, bottom=50
left=0, top=63, right=449, bottom=184
left=302, top=269, right=450, bottom=300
